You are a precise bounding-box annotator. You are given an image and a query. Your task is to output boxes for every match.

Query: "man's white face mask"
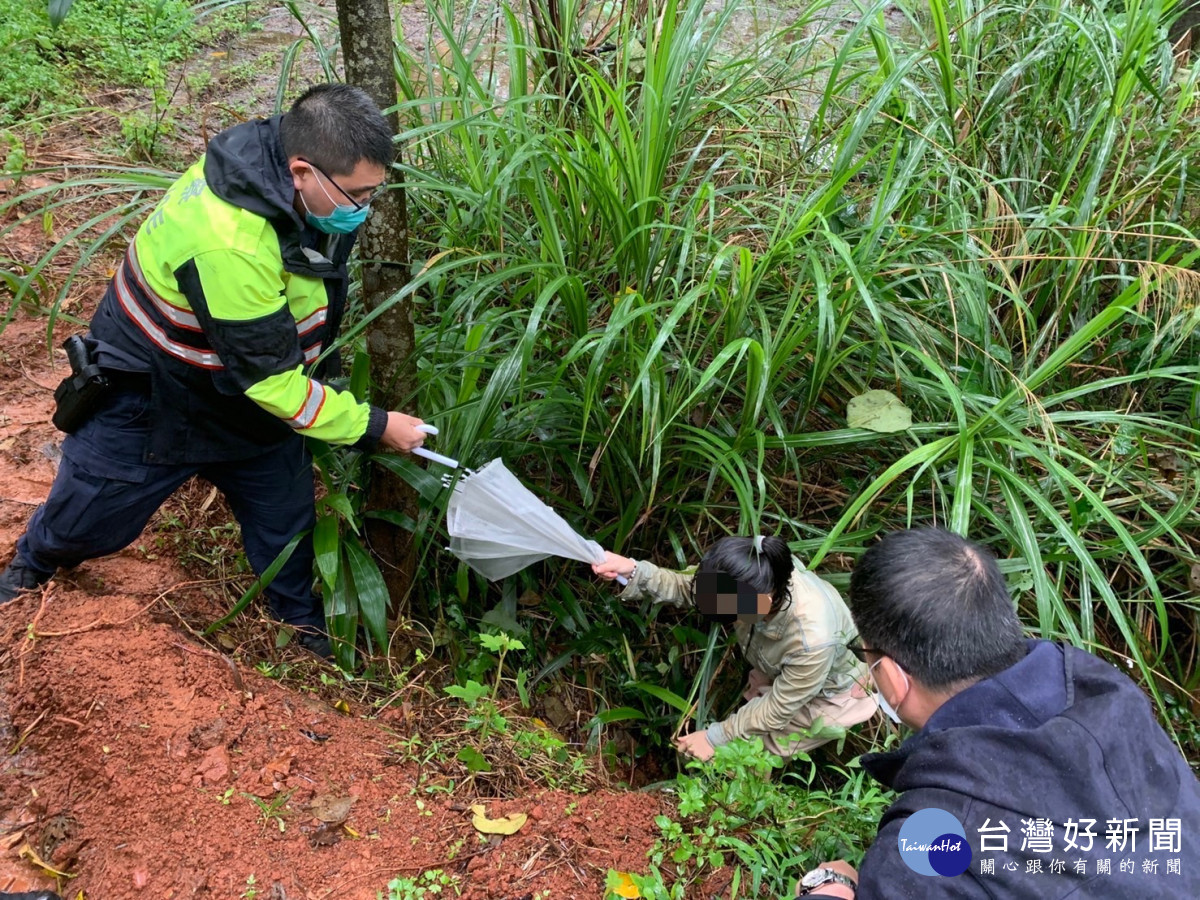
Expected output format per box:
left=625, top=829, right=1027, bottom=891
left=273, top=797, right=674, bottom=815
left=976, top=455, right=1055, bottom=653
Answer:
left=870, top=656, right=908, bottom=725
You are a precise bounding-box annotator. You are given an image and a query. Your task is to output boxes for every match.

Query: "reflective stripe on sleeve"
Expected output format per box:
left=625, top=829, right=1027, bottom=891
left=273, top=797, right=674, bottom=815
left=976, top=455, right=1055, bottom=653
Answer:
left=287, top=381, right=327, bottom=429
left=296, top=307, right=327, bottom=337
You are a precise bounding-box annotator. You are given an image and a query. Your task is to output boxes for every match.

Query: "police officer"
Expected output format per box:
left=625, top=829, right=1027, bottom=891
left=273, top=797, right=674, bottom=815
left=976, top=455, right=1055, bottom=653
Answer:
left=0, top=84, right=426, bottom=658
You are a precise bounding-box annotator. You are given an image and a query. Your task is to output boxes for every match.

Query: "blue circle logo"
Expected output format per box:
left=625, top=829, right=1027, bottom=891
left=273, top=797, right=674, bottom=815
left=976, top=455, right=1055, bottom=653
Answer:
left=897, top=808, right=972, bottom=877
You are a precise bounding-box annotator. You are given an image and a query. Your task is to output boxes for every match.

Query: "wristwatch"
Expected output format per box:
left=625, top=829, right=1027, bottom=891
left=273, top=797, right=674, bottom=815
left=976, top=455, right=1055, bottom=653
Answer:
left=797, top=867, right=857, bottom=896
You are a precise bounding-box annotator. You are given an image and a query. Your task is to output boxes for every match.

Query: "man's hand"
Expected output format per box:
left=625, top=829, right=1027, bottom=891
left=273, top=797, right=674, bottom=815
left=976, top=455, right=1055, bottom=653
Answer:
left=380, top=412, right=426, bottom=452
left=795, top=860, right=858, bottom=898
left=675, top=731, right=715, bottom=761
left=592, top=550, right=635, bottom=581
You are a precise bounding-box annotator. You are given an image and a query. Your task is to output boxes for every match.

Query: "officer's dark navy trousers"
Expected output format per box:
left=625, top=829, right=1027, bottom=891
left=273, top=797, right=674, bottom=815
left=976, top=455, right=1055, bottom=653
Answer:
left=16, top=388, right=324, bottom=631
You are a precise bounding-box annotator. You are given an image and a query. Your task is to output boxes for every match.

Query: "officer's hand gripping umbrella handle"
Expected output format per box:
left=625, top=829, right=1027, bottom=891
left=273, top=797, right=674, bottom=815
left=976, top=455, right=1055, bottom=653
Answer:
left=410, top=423, right=459, bottom=469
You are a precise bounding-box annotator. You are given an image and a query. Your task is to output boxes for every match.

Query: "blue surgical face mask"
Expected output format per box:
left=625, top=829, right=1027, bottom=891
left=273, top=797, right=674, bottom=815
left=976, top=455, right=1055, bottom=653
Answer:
left=300, top=173, right=370, bottom=234
left=870, top=657, right=908, bottom=725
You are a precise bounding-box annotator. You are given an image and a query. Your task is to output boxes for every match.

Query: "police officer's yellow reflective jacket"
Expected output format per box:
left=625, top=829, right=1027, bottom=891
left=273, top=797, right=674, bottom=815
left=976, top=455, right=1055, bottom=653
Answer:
left=89, top=115, right=387, bottom=464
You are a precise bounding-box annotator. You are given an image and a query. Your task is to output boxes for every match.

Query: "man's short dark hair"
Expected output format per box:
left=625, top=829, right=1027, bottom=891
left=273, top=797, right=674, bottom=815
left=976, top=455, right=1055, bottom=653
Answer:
left=279, top=83, right=394, bottom=175
left=848, top=527, right=1026, bottom=689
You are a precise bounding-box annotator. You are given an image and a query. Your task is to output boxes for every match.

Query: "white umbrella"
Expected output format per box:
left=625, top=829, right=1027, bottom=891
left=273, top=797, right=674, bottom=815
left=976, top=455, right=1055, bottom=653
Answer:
left=444, top=458, right=625, bottom=583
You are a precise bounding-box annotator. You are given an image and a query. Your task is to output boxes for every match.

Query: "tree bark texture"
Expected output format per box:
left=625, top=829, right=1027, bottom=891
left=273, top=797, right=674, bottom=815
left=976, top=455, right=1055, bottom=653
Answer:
left=1170, top=1, right=1200, bottom=56
left=335, top=0, right=420, bottom=613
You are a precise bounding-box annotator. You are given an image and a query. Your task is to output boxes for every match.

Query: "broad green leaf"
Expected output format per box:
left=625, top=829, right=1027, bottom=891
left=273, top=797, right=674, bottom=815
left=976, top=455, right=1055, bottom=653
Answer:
left=444, top=681, right=488, bottom=708
left=342, top=536, right=390, bottom=650
left=456, top=747, right=492, bottom=774
left=312, top=515, right=340, bottom=595
left=846, top=390, right=913, bottom=433
left=48, top=0, right=77, bottom=28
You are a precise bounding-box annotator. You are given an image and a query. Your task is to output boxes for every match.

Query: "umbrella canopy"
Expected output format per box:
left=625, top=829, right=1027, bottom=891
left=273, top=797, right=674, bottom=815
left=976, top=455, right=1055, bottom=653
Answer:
left=445, top=458, right=607, bottom=581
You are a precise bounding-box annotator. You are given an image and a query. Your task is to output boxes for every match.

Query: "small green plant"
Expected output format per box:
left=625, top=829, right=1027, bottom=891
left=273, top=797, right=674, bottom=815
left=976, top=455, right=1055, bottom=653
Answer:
left=241, top=873, right=259, bottom=899
left=381, top=868, right=460, bottom=900
left=442, top=631, right=529, bottom=751
left=442, top=680, right=488, bottom=708
left=617, top=738, right=894, bottom=897
left=0, top=130, right=27, bottom=185
left=254, top=660, right=282, bottom=679
left=241, top=790, right=293, bottom=834
left=512, top=727, right=590, bottom=791
left=218, top=786, right=236, bottom=805
left=475, top=632, right=526, bottom=700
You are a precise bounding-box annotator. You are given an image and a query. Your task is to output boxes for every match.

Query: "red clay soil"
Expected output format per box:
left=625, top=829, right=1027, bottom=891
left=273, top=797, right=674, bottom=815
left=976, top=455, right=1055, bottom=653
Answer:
left=0, top=312, right=669, bottom=898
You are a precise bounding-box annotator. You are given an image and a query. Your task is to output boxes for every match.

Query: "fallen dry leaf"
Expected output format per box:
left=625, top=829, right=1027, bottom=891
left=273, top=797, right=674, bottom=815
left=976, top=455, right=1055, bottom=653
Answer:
left=19, top=841, right=75, bottom=878
left=470, top=804, right=527, bottom=835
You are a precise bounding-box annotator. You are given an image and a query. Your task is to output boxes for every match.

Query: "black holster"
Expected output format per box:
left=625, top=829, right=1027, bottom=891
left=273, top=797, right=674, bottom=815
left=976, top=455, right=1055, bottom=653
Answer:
left=52, top=335, right=110, bottom=433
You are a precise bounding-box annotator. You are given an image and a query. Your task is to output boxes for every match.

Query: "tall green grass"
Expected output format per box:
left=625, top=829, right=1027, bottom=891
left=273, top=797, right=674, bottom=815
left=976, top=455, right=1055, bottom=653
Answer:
left=391, top=0, right=1200, bottom=739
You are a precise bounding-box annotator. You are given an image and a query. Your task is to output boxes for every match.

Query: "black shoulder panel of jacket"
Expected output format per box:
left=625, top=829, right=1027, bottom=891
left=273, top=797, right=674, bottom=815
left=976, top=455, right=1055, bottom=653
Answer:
left=175, top=258, right=304, bottom=391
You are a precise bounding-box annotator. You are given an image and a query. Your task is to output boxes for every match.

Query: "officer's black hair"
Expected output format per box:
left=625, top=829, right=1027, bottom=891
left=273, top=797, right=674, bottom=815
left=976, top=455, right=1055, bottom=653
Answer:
left=692, top=536, right=794, bottom=621
left=280, top=83, right=394, bottom=175
left=847, top=527, right=1026, bottom=690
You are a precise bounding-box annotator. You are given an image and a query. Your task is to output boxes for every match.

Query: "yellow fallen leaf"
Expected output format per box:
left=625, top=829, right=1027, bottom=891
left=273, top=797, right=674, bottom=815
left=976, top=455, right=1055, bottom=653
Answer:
left=610, top=871, right=641, bottom=898
left=470, top=803, right=527, bottom=835
left=210, top=51, right=227, bottom=58
left=333, top=699, right=351, bottom=714
left=343, top=824, right=360, bottom=838
left=19, top=842, right=76, bottom=878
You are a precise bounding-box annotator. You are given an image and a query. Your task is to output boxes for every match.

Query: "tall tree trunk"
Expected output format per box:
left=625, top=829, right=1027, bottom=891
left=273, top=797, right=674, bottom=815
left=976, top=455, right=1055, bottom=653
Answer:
left=334, top=0, right=419, bottom=614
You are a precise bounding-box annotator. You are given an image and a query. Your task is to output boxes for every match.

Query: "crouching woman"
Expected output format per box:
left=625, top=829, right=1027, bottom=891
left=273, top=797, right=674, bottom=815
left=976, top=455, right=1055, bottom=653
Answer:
left=594, top=536, right=877, bottom=761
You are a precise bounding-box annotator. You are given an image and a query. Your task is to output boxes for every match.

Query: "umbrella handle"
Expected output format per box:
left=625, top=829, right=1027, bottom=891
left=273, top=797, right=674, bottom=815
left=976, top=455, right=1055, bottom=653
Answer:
left=413, top=446, right=459, bottom=468
left=412, top=423, right=459, bottom=468
left=615, top=575, right=628, bottom=586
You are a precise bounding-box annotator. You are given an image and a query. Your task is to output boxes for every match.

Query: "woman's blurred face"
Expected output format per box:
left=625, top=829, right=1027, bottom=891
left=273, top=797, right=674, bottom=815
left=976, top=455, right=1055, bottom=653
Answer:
left=696, top=572, right=772, bottom=623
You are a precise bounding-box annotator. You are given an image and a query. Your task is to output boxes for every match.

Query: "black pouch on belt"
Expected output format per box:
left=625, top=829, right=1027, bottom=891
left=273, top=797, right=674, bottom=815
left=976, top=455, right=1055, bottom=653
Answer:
left=52, top=335, right=111, bottom=433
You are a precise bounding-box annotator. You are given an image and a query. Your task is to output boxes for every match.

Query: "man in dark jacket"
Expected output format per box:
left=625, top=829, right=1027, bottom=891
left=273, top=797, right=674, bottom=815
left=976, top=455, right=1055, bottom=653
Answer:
left=0, top=85, right=428, bottom=658
left=796, top=527, right=1200, bottom=898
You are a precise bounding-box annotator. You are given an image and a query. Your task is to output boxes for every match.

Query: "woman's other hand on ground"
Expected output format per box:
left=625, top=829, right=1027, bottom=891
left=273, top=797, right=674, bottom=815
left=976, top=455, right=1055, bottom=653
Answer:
left=675, top=731, right=715, bottom=761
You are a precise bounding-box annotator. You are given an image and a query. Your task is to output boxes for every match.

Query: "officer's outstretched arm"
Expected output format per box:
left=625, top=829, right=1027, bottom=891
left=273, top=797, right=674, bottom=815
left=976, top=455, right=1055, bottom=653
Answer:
left=178, top=249, right=389, bottom=449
